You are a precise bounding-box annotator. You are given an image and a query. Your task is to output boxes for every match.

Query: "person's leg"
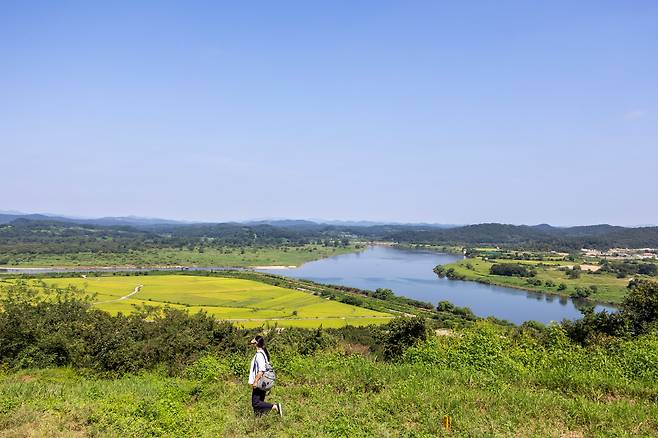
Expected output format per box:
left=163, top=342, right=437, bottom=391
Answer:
left=251, top=388, right=273, bottom=415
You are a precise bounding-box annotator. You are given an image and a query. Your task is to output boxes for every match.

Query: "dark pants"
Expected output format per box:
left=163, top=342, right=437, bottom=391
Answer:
left=251, top=388, right=273, bottom=415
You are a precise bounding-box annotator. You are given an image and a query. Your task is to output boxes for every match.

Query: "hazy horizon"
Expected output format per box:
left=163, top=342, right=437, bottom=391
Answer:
left=3, top=2, right=657, bottom=226
left=2, top=208, right=657, bottom=229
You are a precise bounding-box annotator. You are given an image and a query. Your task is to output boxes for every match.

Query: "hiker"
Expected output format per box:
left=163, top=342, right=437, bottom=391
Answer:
left=249, top=335, right=282, bottom=417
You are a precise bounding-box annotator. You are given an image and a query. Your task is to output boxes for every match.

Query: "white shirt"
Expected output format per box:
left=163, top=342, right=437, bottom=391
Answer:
left=248, top=349, right=267, bottom=385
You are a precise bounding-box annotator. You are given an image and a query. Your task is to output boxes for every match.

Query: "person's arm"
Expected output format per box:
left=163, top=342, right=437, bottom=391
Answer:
left=252, top=370, right=264, bottom=388
left=252, top=352, right=266, bottom=388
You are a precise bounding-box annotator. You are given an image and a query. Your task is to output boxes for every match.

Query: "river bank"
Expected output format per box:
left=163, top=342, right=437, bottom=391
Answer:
left=257, top=246, right=616, bottom=324
left=435, top=257, right=629, bottom=305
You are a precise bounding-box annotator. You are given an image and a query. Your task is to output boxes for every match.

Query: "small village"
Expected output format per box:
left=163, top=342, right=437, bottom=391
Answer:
left=582, top=247, right=658, bottom=260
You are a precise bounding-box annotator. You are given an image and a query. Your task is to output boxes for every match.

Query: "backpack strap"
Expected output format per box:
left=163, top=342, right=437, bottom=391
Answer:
left=254, top=350, right=268, bottom=373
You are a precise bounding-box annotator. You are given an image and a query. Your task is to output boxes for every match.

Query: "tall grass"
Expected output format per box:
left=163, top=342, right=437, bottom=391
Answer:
left=2, top=322, right=657, bottom=437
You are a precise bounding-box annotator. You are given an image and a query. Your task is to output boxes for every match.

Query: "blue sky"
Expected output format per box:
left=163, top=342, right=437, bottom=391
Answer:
left=2, top=1, right=657, bottom=225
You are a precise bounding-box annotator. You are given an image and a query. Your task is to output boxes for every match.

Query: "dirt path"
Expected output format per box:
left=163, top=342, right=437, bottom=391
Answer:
left=94, top=284, right=143, bottom=304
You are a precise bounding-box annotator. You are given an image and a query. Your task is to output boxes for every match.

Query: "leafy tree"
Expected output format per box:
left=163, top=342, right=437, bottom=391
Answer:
left=372, top=288, right=394, bottom=300
left=600, top=261, right=657, bottom=278
left=340, top=295, right=364, bottom=306
left=567, top=266, right=581, bottom=279
left=621, top=280, right=658, bottom=335
left=562, top=307, right=630, bottom=344
left=378, top=317, right=429, bottom=361
left=490, top=263, right=536, bottom=277
left=638, top=263, right=658, bottom=276
left=570, top=287, right=591, bottom=299
left=436, top=300, right=455, bottom=312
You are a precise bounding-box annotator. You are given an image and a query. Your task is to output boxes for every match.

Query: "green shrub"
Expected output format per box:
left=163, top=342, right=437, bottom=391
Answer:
left=340, top=295, right=364, bottom=306
left=490, top=263, right=536, bottom=277
left=186, top=354, right=231, bottom=382
left=570, top=287, right=591, bottom=299
left=622, top=279, right=658, bottom=335
left=378, top=318, right=429, bottom=361
left=0, top=281, right=245, bottom=373
left=436, top=300, right=455, bottom=312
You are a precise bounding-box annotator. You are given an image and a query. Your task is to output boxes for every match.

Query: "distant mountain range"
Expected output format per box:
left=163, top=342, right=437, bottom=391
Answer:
left=0, top=212, right=189, bottom=227
left=1, top=211, right=657, bottom=250
left=0, top=212, right=459, bottom=229
left=0, top=212, right=658, bottom=254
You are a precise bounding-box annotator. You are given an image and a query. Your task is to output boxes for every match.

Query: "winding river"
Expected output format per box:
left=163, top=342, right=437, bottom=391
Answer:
left=258, top=245, right=615, bottom=324
left=1, top=246, right=616, bottom=324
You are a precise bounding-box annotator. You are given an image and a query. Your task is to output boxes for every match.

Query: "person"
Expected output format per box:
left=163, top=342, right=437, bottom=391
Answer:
left=249, top=335, right=283, bottom=417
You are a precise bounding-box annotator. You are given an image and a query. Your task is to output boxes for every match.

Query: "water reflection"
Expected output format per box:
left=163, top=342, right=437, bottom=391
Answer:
left=258, top=246, right=616, bottom=324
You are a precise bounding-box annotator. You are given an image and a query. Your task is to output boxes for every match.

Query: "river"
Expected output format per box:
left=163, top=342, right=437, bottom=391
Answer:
left=258, top=245, right=615, bottom=324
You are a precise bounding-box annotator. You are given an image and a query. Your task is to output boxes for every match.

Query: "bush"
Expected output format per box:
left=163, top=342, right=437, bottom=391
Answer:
left=600, top=260, right=658, bottom=277
left=567, top=266, right=581, bottom=279
left=433, top=265, right=466, bottom=280
left=269, top=327, right=337, bottom=357
left=622, top=279, right=658, bottom=335
left=436, top=300, right=455, bottom=312
left=186, top=354, right=231, bottom=382
left=403, top=321, right=520, bottom=374
left=570, top=287, right=591, bottom=299
left=340, top=295, right=364, bottom=306
left=490, top=263, right=536, bottom=277
left=0, top=281, right=245, bottom=373
left=371, top=288, right=394, bottom=300
left=436, top=301, right=476, bottom=320
left=377, top=317, right=429, bottom=361
left=562, top=309, right=630, bottom=345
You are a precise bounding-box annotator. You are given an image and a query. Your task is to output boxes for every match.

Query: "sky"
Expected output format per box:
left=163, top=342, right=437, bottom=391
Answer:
left=1, top=1, right=657, bottom=226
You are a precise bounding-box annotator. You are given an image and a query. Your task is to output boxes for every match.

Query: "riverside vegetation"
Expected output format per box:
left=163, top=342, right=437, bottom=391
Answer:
left=433, top=250, right=658, bottom=304
left=1, top=279, right=658, bottom=436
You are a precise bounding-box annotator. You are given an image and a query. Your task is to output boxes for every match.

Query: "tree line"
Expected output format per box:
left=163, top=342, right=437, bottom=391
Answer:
left=1, top=278, right=657, bottom=373
left=2, top=219, right=658, bottom=258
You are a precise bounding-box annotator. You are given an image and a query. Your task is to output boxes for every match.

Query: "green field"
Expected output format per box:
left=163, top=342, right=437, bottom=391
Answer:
left=439, top=258, right=631, bottom=303
left=2, top=324, right=658, bottom=437
left=35, top=275, right=393, bottom=328
left=0, top=244, right=361, bottom=268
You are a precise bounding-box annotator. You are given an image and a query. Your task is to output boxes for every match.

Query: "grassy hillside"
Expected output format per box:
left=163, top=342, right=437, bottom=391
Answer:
left=2, top=280, right=658, bottom=436
left=386, top=223, right=658, bottom=250
left=8, top=275, right=393, bottom=328
left=1, top=323, right=657, bottom=437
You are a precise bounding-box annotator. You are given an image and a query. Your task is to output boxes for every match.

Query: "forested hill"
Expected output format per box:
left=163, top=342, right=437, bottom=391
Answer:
left=383, top=223, right=658, bottom=250
left=0, top=219, right=336, bottom=255
left=0, top=213, right=185, bottom=227
left=1, top=218, right=657, bottom=254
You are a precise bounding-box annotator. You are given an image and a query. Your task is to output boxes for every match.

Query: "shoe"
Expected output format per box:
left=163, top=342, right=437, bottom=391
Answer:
left=276, top=403, right=283, bottom=418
